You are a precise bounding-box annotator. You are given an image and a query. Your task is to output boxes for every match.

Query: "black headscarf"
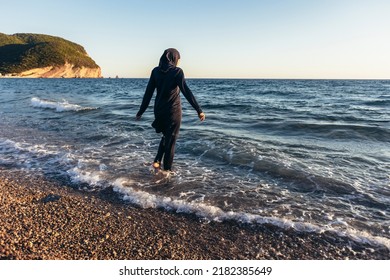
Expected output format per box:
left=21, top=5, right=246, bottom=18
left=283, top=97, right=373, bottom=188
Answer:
left=158, top=48, right=181, bottom=73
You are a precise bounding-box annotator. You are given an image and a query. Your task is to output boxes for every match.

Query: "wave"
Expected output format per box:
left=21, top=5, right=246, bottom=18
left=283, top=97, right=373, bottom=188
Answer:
left=202, top=102, right=255, bottom=112
left=258, top=90, right=300, bottom=96
left=111, top=177, right=390, bottom=249
left=363, top=99, right=390, bottom=107
left=0, top=138, right=70, bottom=171
left=249, top=121, right=390, bottom=142
left=31, top=97, right=98, bottom=112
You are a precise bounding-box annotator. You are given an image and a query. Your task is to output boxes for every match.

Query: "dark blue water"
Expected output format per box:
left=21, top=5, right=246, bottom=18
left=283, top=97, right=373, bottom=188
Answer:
left=0, top=78, right=389, bottom=248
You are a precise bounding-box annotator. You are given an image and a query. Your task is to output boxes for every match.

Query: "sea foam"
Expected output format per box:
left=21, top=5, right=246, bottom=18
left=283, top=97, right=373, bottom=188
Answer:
left=31, top=97, right=97, bottom=112
left=111, top=177, right=390, bottom=250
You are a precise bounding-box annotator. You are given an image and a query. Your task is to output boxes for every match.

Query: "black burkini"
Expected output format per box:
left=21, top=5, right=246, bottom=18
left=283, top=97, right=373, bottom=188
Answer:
left=137, top=49, right=203, bottom=171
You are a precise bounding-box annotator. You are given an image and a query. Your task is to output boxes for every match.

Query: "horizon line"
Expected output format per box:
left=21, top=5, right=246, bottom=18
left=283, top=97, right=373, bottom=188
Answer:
left=2, top=76, right=389, bottom=81
left=105, top=77, right=390, bottom=80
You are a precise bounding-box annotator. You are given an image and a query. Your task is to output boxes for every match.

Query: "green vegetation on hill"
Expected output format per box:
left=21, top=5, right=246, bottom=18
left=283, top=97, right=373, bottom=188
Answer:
left=0, top=33, right=99, bottom=74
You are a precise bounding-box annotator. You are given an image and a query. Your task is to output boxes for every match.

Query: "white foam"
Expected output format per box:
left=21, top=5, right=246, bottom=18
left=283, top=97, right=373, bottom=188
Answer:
left=31, top=97, right=97, bottom=112
left=0, top=138, right=57, bottom=160
left=0, top=138, right=78, bottom=177
left=111, top=177, right=390, bottom=249
left=0, top=139, right=19, bottom=152
left=112, top=178, right=311, bottom=228
left=67, top=167, right=103, bottom=186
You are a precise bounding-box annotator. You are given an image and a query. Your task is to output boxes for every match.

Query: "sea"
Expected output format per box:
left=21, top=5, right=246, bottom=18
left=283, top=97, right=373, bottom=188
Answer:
left=0, top=78, right=389, bottom=249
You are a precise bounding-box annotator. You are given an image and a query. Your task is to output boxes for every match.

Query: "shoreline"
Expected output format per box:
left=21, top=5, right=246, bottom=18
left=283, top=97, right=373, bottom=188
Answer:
left=0, top=169, right=388, bottom=260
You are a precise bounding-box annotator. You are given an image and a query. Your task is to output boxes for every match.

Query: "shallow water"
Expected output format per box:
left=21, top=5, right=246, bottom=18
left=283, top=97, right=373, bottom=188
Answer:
left=0, top=78, right=389, bottom=248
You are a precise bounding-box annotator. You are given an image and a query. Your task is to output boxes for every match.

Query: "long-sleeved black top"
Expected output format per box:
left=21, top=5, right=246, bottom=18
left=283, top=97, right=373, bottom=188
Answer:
left=137, top=66, right=203, bottom=131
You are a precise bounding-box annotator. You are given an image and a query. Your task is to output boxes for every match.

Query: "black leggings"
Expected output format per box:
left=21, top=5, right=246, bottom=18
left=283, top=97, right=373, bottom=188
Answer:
left=154, top=122, right=180, bottom=171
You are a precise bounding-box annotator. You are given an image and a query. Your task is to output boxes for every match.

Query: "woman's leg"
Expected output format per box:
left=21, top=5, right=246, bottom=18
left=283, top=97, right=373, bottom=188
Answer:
left=162, top=122, right=180, bottom=171
left=154, top=136, right=165, bottom=164
left=163, top=133, right=177, bottom=171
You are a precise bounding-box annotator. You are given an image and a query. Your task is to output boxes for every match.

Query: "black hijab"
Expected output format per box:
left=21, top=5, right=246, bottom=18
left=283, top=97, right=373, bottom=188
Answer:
left=158, top=48, right=181, bottom=73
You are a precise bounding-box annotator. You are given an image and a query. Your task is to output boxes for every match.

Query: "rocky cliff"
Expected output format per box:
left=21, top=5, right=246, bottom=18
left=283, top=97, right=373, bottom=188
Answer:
left=0, top=33, right=101, bottom=78
left=16, top=62, right=102, bottom=78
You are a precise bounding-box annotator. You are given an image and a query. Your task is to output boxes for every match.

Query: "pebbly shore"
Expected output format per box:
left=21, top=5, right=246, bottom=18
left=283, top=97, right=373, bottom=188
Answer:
left=0, top=169, right=388, bottom=260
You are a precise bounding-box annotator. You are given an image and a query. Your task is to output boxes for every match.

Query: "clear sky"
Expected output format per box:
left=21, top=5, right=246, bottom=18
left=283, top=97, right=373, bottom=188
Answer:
left=1, top=0, right=389, bottom=79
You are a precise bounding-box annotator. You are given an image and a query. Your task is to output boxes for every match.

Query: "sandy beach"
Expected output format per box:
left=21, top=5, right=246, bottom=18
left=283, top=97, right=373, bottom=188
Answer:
left=0, top=168, right=388, bottom=260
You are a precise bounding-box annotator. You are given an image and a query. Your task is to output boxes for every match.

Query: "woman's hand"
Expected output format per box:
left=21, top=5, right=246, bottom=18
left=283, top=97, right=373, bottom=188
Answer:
left=135, top=114, right=142, bottom=121
left=199, top=112, right=206, bottom=121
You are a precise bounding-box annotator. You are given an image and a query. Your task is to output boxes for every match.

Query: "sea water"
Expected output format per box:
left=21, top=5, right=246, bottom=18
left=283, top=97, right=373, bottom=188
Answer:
left=0, top=78, right=389, bottom=248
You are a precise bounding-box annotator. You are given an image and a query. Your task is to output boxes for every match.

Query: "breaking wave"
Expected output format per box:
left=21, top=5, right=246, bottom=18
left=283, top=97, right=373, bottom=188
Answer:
left=31, top=97, right=98, bottom=112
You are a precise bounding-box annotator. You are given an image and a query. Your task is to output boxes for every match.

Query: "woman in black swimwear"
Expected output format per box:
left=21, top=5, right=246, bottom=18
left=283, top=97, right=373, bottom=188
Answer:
left=136, top=48, right=205, bottom=171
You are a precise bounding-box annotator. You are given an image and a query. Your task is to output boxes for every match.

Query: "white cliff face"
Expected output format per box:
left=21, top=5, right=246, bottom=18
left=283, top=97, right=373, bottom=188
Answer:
left=15, top=62, right=102, bottom=78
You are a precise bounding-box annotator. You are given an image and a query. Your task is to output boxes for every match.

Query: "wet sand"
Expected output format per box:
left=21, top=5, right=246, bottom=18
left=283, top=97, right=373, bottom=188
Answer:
left=0, top=169, right=388, bottom=260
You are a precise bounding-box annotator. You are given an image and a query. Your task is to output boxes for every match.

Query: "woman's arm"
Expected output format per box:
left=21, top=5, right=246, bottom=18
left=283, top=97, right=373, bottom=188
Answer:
left=136, top=70, right=156, bottom=118
left=176, top=69, right=204, bottom=117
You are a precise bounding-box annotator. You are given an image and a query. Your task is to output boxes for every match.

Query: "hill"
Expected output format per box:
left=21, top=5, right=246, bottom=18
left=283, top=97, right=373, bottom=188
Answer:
left=0, top=33, right=101, bottom=78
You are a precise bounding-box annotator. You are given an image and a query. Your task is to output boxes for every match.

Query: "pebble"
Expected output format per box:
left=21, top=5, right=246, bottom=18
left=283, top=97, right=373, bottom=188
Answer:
left=1, top=169, right=388, bottom=260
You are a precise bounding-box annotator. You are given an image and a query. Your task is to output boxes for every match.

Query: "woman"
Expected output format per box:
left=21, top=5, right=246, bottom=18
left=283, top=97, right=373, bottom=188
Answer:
left=136, top=48, right=205, bottom=172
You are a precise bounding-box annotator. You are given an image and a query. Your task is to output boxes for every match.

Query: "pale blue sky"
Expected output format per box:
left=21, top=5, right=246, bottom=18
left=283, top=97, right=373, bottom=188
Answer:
left=1, top=0, right=389, bottom=78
